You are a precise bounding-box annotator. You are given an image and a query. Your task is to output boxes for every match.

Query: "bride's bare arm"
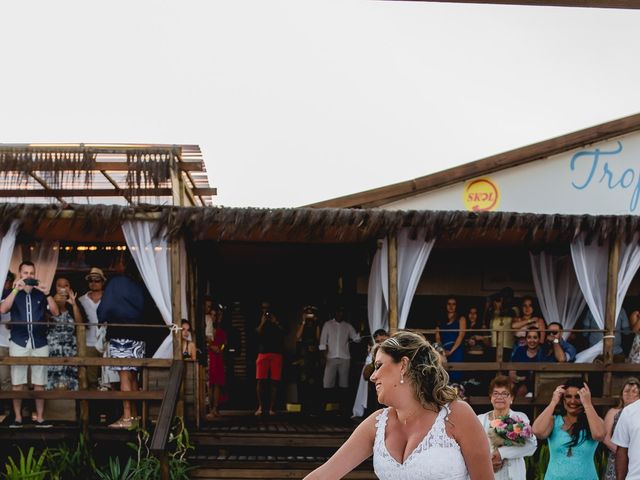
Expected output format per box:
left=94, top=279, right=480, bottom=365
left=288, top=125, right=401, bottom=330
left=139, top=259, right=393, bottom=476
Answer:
left=448, top=401, right=494, bottom=480
left=303, top=409, right=380, bottom=480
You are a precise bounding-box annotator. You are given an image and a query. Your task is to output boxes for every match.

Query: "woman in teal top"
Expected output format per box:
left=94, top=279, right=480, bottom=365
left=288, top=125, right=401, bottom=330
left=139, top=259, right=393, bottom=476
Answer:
left=532, top=378, right=605, bottom=480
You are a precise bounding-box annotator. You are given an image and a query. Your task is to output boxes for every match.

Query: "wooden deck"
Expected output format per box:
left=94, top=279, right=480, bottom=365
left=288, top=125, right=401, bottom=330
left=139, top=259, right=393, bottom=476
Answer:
left=191, top=412, right=373, bottom=479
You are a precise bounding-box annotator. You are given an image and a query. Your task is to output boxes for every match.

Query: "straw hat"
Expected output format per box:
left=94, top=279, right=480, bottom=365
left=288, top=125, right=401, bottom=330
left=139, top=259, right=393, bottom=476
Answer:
left=85, top=267, right=106, bottom=281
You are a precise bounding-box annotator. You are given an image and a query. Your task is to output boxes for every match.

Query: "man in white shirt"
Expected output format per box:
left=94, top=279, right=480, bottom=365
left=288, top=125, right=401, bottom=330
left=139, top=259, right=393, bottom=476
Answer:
left=319, top=306, right=360, bottom=415
left=612, top=395, right=640, bottom=480
left=78, top=267, right=112, bottom=389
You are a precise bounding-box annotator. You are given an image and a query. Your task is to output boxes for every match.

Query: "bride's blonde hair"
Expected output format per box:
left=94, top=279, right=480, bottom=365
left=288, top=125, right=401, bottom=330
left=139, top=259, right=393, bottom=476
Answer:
left=374, top=331, right=458, bottom=409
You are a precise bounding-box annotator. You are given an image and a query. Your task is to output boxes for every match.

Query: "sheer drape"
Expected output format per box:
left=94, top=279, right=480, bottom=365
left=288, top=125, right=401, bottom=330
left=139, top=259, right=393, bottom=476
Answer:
left=30, top=240, right=60, bottom=291
left=367, top=241, right=389, bottom=335
left=571, top=233, right=640, bottom=362
left=397, top=230, right=435, bottom=330
left=0, top=222, right=20, bottom=285
left=122, top=221, right=173, bottom=359
left=529, top=252, right=586, bottom=340
left=367, top=230, right=435, bottom=334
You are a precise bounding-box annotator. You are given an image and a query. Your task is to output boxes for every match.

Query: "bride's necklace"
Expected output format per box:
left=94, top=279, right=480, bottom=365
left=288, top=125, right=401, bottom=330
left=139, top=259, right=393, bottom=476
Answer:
left=397, top=408, right=420, bottom=425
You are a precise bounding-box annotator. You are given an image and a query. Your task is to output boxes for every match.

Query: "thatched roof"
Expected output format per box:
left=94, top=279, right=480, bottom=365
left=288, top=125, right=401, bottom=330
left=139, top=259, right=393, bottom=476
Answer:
left=0, top=144, right=215, bottom=206
left=2, top=203, right=640, bottom=246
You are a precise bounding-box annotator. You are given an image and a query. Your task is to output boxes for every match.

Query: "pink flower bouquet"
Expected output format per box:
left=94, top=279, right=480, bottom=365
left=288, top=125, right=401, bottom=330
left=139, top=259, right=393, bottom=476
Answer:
left=488, top=414, right=533, bottom=449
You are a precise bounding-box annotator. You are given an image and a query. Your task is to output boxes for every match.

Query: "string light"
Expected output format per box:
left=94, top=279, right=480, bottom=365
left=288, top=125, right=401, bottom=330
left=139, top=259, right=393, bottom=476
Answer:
left=57, top=244, right=128, bottom=252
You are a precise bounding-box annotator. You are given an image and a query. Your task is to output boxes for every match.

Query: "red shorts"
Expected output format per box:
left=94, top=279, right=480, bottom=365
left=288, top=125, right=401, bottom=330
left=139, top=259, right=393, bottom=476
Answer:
left=256, top=353, right=283, bottom=381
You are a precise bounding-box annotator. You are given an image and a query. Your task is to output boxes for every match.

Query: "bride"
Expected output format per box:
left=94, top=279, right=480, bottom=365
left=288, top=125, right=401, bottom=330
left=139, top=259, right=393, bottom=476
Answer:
left=304, top=331, right=493, bottom=479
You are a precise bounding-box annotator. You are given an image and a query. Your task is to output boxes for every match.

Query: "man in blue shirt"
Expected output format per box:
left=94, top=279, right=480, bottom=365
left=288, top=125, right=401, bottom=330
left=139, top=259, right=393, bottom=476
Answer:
left=0, top=261, right=59, bottom=427
left=541, top=322, right=577, bottom=362
left=97, top=274, right=146, bottom=429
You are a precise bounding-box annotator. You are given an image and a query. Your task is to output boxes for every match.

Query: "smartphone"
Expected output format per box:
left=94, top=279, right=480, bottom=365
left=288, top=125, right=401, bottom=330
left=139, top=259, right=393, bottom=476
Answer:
left=24, top=278, right=39, bottom=287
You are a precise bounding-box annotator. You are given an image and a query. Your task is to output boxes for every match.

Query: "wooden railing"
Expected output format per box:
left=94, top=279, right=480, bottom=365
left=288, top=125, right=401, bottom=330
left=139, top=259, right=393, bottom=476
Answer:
left=150, top=360, right=185, bottom=480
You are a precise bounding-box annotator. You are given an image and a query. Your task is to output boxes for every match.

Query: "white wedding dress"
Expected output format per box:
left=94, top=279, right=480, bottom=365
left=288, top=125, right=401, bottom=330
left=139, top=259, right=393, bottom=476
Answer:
left=373, top=404, right=470, bottom=480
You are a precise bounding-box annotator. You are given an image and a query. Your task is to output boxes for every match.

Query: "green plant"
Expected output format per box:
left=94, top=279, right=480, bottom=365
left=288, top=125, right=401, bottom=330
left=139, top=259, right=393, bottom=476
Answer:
left=46, top=433, right=97, bottom=479
left=525, top=441, right=549, bottom=480
left=3, top=447, right=48, bottom=480
left=166, top=416, right=194, bottom=480
left=124, top=416, right=194, bottom=480
left=94, top=457, right=135, bottom=480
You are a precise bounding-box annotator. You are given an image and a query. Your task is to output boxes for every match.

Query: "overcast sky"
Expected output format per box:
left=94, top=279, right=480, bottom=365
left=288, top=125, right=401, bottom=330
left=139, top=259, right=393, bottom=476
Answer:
left=1, top=1, right=639, bottom=207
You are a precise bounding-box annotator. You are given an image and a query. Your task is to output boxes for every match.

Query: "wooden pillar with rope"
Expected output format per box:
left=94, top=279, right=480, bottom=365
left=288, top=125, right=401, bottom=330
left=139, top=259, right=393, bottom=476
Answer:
left=169, top=149, right=185, bottom=418
left=388, top=235, right=399, bottom=334
left=603, top=236, right=621, bottom=397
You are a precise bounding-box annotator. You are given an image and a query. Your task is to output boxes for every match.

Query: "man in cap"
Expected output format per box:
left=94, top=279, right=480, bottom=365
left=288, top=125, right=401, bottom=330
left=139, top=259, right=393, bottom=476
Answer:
left=78, top=267, right=108, bottom=389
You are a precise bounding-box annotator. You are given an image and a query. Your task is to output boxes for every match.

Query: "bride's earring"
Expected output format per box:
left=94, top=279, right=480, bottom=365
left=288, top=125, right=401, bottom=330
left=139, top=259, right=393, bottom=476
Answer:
left=400, top=373, right=404, bottom=384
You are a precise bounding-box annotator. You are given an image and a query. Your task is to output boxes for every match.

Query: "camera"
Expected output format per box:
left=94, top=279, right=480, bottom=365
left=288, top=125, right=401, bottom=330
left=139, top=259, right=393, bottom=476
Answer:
left=265, top=312, right=272, bottom=319
left=23, top=278, right=39, bottom=287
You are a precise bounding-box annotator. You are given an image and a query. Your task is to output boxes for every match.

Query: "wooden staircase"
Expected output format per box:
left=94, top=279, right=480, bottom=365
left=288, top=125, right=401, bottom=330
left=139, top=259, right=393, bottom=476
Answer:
left=189, top=413, right=376, bottom=479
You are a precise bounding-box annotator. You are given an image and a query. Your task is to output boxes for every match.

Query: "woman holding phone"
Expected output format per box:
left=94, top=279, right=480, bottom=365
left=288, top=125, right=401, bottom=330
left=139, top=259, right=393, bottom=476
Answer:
left=47, top=277, right=82, bottom=391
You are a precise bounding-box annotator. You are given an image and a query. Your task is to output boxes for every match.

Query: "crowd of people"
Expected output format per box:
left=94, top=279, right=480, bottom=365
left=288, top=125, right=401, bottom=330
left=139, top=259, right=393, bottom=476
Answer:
left=0, top=261, right=151, bottom=429
left=305, top=331, right=640, bottom=480
left=195, top=288, right=640, bottom=420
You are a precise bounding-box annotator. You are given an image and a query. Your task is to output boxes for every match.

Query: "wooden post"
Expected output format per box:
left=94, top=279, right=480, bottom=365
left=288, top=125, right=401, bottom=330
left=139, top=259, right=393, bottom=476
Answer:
left=170, top=238, right=184, bottom=417
left=169, top=149, right=186, bottom=418
left=76, top=321, right=89, bottom=438
left=496, top=326, right=504, bottom=364
left=603, top=237, right=621, bottom=396
left=388, top=235, right=399, bottom=334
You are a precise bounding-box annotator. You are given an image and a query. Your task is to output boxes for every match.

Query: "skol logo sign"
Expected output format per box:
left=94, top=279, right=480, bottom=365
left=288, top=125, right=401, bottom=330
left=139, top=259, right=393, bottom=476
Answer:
left=463, top=178, right=500, bottom=212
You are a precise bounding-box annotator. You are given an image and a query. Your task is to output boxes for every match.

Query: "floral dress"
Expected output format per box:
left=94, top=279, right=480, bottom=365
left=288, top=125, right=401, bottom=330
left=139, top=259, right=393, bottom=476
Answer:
left=605, top=410, right=621, bottom=480
left=629, top=334, right=640, bottom=363
left=47, top=309, right=78, bottom=390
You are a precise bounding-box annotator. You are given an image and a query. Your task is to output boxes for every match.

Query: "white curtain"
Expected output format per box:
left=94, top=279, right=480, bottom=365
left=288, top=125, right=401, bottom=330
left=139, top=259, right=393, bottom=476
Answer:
left=529, top=252, right=586, bottom=340
left=367, top=240, right=389, bottom=335
left=571, top=233, right=640, bottom=362
left=397, top=230, right=435, bottom=330
left=367, top=229, right=435, bottom=334
left=9, top=244, right=23, bottom=277
left=30, top=240, right=60, bottom=292
left=122, top=221, right=174, bottom=359
left=0, top=222, right=20, bottom=285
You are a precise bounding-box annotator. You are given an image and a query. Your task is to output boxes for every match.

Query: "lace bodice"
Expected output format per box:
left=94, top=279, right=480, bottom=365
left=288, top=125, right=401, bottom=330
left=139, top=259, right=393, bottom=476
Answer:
left=373, top=405, right=469, bottom=480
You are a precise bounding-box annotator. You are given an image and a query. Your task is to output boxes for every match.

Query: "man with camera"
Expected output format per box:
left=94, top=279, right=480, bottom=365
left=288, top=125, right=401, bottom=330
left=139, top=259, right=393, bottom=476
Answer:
left=0, top=261, right=59, bottom=428
left=541, top=322, right=576, bottom=363
left=255, top=301, right=285, bottom=416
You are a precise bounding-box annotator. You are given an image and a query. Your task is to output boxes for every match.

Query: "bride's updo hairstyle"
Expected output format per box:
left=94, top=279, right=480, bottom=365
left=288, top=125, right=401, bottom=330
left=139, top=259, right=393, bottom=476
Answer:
left=374, top=331, right=458, bottom=409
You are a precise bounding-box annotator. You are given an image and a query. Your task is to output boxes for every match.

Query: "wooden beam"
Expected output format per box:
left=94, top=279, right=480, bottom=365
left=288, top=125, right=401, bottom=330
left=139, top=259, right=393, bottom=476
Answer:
left=28, top=172, right=65, bottom=203
left=388, top=0, right=640, bottom=9
left=100, top=170, right=133, bottom=205
left=387, top=235, right=398, bottom=333
left=603, top=237, right=621, bottom=396
left=0, top=187, right=216, bottom=197
left=0, top=357, right=171, bottom=367
left=0, top=390, right=164, bottom=400
left=0, top=162, right=203, bottom=172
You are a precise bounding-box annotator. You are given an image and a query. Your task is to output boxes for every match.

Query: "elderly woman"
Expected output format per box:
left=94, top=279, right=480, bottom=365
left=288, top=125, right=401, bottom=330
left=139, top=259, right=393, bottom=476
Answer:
left=304, top=331, right=493, bottom=480
left=477, top=375, right=537, bottom=479
left=532, top=378, right=605, bottom=480
left=603, top=377, right=640, bottom=480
